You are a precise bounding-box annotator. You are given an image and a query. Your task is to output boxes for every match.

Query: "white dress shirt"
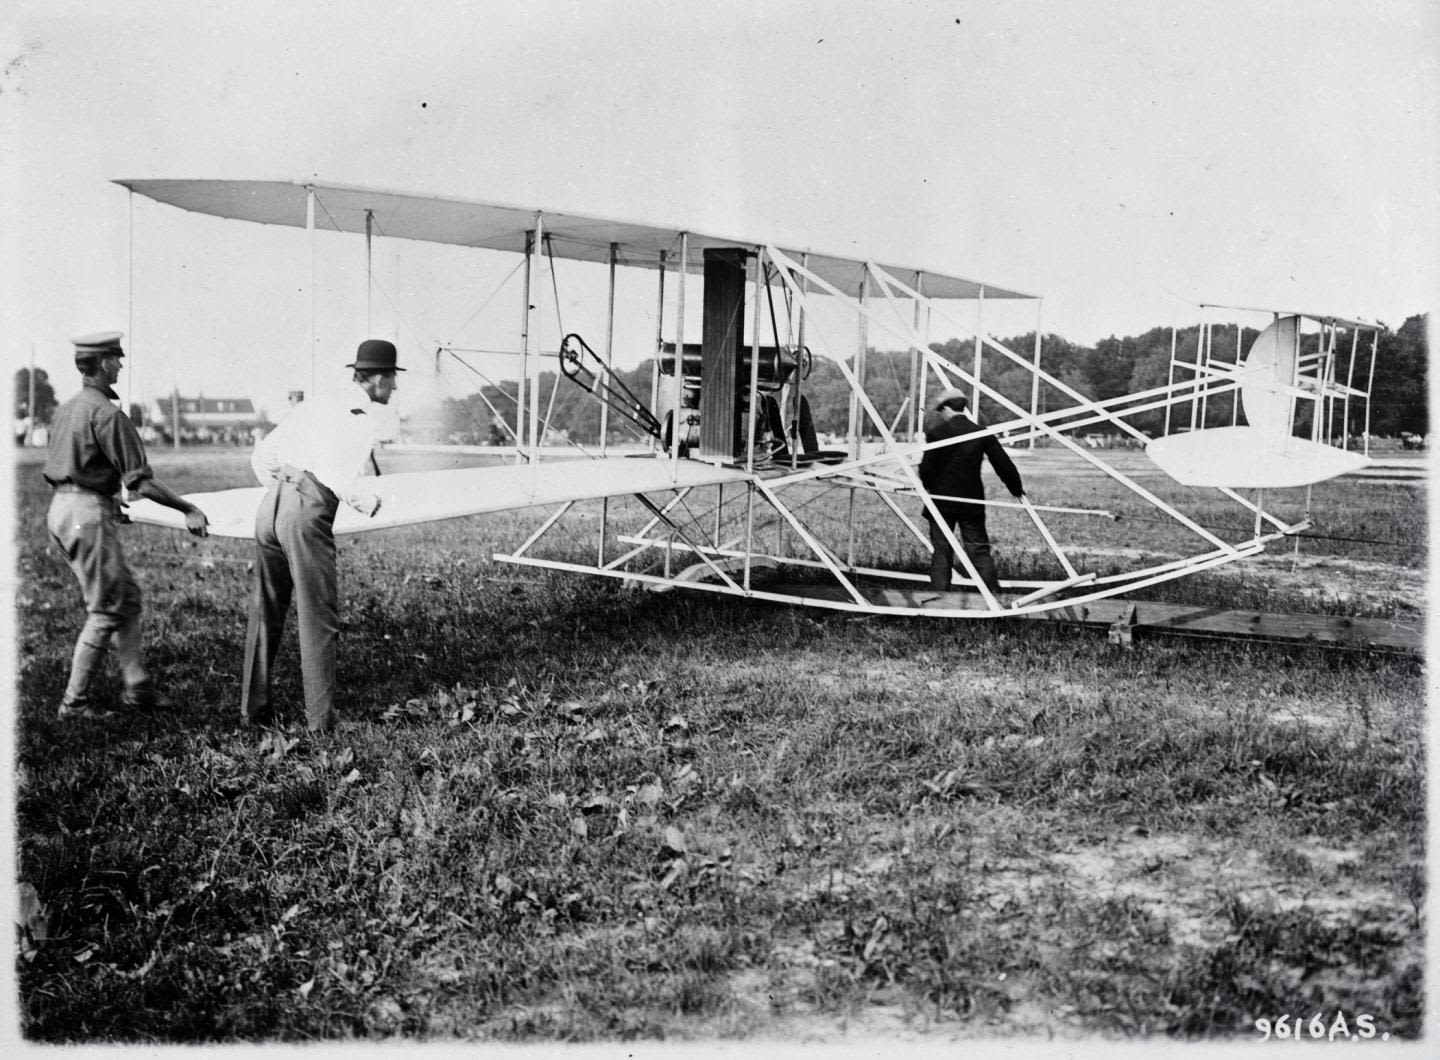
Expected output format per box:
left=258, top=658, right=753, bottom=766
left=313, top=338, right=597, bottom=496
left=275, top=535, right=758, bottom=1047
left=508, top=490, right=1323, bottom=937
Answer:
left=251, top=383, right=382, bottom=514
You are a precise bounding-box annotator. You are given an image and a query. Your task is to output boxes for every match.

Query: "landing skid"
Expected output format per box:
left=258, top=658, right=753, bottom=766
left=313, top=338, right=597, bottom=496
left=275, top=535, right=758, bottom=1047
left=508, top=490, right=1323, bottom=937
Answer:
left=766, top=583, right=1421, bottom=652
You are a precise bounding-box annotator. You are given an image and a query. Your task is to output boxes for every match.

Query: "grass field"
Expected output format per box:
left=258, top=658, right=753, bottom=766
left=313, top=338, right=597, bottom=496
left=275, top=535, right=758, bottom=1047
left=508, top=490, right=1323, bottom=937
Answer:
left=10, top=446, right=1426, bottom=1043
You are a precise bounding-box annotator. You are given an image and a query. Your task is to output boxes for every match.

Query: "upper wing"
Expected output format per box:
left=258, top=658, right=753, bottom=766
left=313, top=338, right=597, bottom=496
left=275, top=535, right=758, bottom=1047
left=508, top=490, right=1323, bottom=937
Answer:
left=126, top=457, right=755, bottom=539
left=113, top=179, right=1035, bottom=301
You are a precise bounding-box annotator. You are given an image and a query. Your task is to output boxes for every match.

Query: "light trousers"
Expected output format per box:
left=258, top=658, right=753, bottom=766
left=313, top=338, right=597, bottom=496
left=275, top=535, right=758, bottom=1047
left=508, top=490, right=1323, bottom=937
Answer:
left=47, top=490, right=147, bottom=704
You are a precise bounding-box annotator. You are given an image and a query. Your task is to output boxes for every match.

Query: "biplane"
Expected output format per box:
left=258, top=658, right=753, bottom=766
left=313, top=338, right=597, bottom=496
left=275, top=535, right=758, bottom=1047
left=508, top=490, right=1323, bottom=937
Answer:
left=117, top=179, right=1398, bottom=640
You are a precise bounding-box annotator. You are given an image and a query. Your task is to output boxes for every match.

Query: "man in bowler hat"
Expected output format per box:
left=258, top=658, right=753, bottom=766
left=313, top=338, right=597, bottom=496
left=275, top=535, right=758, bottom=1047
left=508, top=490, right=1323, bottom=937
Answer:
left=241, top=339, right=402, bottom=733
left=44, top=331, right=210, bottom=720
left=918, top=387, right=1024, bottom=596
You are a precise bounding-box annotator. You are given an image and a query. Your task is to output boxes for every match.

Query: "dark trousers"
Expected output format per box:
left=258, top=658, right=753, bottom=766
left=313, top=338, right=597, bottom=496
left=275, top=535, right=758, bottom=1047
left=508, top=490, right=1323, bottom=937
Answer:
left=241, top=471, right=340, bottom=732
left=926, top=505, right=1002, bottom=595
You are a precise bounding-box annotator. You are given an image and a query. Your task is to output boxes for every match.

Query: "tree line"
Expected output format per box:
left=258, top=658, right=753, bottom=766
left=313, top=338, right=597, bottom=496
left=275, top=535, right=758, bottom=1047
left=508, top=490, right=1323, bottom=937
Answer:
left=435, top=313, right=1428, bottom=445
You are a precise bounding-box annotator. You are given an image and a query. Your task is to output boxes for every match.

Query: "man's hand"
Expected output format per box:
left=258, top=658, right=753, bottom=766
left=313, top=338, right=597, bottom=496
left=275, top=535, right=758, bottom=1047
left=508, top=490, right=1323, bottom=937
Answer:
left=185, top=507, right=210, bottom=538
left=351, top=486, right=382, bottom=517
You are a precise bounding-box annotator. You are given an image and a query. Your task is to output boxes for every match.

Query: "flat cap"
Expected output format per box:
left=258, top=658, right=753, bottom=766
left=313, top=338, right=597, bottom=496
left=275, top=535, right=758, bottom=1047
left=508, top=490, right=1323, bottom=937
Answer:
left=72, top=331, right=125, bottom=361
left=923, top=387, right=970, bottom=436
left=928, top=387, right=968, bottom=413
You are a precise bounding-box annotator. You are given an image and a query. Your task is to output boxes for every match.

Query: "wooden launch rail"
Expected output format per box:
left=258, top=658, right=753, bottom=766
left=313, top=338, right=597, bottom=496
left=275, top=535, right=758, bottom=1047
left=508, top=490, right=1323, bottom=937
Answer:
left=767, top=583, right=1424, bottom=653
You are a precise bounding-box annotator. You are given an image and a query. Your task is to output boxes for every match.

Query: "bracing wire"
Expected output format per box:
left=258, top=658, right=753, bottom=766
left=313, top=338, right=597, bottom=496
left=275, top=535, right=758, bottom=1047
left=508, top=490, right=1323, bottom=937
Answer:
left=316, top=189, right=576, bottom=454
left=763, top=264, right=784, bottom=354
left=437, top=350, right=521, bottom=405
left=446, top=259, right=527, bottom=344
left=434, top=349, right=519, bottom=443
left=312, top=186, right=530, bottom=378
left=1107, top=508, right=1407, bottom=547
left=445, top=340, right=644, bottom=456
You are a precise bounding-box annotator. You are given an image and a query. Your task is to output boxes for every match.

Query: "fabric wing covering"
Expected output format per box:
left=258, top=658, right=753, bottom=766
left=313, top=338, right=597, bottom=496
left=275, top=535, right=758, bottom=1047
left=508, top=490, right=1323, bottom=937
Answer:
left=124, top=457, right=755, bottom=539
left=1145, top=426, right=1370, bottom=489
left=113, top=179, right=1034, bottom=301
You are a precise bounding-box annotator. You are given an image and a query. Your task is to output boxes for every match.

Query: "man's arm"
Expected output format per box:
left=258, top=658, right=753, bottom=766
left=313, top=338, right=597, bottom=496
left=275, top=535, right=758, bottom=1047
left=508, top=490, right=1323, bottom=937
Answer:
left=984, top=437, right=1025, bottom=497
left=133, top=478, right=210, bottom=537
left=95, top=406, right=207, bottom=534
left=329, top=407, right=383, bottom=517
left=95, top=404, right=157, bottom=494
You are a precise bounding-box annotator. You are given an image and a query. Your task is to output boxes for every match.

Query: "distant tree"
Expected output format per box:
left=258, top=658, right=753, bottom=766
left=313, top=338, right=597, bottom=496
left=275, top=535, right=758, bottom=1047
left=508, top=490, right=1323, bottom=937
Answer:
left=1088, top=336, right=1138, bottom=403
left=856, top=350, right=915, bottom=434
left=789, top=355, right=852, bottom=438
left=14, top=367, right=57, bottom=425
left=1363, top=314, right=1428, bottom=437
left=1123, top=326, right=1203, bottom=435
left=441, top=383, right=518, bottom=444
left=1392, top=313, right=1429, bottom=436
left=985, top=332, right=1087, bottom=424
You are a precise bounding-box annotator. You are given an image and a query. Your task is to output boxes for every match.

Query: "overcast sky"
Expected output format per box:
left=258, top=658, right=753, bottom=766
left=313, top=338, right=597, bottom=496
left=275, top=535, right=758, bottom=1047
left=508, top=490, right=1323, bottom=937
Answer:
left=3, top=0, right=1437, bottom=422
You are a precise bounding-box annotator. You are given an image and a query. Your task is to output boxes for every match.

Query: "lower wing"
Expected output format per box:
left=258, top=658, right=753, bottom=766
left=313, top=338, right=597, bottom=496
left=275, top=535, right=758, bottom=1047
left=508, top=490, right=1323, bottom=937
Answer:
left=125, top=456, right=754, bottom=538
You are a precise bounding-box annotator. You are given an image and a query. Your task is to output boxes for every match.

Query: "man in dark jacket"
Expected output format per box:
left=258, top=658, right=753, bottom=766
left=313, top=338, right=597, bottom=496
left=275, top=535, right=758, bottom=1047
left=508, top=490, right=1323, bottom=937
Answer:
left=917, top=388, right=1024, bottom=595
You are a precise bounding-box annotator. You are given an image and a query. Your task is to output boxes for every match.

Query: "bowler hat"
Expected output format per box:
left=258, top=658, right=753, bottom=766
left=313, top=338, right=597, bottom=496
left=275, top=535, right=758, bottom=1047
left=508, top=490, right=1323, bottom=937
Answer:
left=72, top=331, right=125, bottom=363
left=348, top=339, right=405, bottom=372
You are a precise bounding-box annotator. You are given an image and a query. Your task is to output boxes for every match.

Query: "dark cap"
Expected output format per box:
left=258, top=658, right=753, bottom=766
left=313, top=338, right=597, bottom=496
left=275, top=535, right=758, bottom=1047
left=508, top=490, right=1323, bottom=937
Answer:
left=348, top=339, right=405, bottom=372
left=72, top=331, right=125, bottom=363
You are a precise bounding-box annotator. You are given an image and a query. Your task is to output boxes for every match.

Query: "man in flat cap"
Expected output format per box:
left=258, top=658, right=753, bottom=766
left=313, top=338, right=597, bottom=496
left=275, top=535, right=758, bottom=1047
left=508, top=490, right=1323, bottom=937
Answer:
left=44, top=331, right=210, bottom=720
left=241, top=339, right=402, bottom=733
left=918, top=388, right=1024, bottom=596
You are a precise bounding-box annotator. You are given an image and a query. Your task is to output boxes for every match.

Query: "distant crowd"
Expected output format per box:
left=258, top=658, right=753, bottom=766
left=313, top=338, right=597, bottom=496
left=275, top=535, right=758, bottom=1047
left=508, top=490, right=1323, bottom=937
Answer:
left=135, top=425, right=268, bottom=447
